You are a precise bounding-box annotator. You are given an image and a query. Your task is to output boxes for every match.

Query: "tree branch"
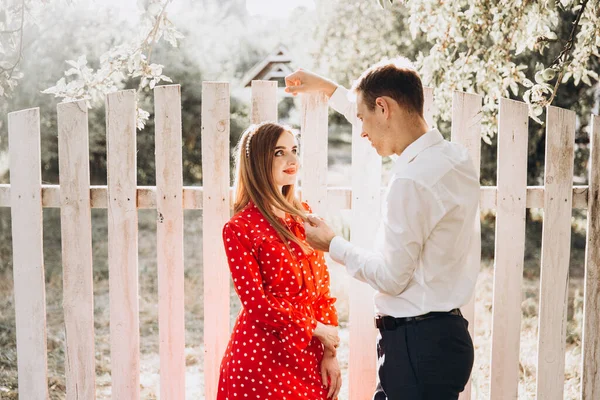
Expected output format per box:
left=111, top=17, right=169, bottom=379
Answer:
left=551, top=0, right=588, bottom=66
left=545, top=0, right=589, bottom=106
left=0, top=0, right=26, bottom=79
left=136, top=0, right=172, bottom=96
left=0, top=28, right=22, bottom=35
left=144, top=0, right=171, bottom=66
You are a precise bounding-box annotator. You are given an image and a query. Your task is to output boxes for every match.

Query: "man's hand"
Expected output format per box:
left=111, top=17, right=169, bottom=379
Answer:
left=304, top=215, right=336, bottom=252
left=320, top=349, right=342, bottom=399
left=285, top=69, right=338, bottom=98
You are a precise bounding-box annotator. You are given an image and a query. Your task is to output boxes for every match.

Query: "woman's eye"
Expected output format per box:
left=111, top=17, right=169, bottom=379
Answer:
left=275, top=150, right=283, bottom=156
left=292, top=149, right=297, bottom=154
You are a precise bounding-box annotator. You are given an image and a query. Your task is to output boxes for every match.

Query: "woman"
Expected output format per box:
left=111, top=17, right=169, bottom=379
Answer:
left=217, top=122, right=341, bottom=400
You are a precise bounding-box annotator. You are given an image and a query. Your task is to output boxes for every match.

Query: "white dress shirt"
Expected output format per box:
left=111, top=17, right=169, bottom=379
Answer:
left=328, top=87, right=481, bottom=318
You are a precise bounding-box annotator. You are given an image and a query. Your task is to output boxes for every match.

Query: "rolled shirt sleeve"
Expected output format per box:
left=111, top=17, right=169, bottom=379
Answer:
left=328, top=86, right=361, bottom=127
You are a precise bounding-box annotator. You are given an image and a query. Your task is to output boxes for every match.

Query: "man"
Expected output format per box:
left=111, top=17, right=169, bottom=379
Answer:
left=285, top=58, right=480, bottom=400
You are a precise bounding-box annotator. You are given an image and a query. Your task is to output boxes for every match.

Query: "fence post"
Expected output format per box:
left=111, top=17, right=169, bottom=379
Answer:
left=202, top=81, right=231, bottom=399
left=536, top=106, right=576, bottom=400
left=581, top=114, right=600, bottom=399
left=8, top=107, right=49, bottom=399
left=251, top=80, right=278, bottom=123
left=489, top=98, right=529, bottom=399
left=451, top=90, right=483, bottom=400
left=300, top=93, right=328, bottom=213
left=423, top=87, right=434, bottom=128
left=155, top=84, right=186, bottom=399
left=348, top=108, right=381, bottom=400
left=57, top=100, right=96, bottom=400
left=106, top=90, right=140, bottom=400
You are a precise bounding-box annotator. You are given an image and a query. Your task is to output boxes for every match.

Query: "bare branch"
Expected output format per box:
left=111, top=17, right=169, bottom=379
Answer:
left=551, top=0, right=588, bottom=67
left=0, top=0, right=26, bottom=79
left=0, top=28, right=22, bottom=35
left=545, top=0, right=589, bottom=106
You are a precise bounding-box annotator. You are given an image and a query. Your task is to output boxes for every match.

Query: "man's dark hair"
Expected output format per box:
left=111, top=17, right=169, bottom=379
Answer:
left=352, top=57, right=424, bottom=116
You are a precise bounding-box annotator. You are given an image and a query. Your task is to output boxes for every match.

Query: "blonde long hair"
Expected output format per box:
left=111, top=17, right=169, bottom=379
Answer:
left=233, top=122, right=310, bottom=253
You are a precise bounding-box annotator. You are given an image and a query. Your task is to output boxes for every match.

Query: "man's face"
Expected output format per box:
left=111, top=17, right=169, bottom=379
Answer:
left=356, top=91, right=391, bottom=157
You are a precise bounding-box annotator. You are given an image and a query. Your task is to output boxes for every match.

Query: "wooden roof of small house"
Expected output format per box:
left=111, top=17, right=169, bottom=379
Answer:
left=240, top=45, right=294, bottom=88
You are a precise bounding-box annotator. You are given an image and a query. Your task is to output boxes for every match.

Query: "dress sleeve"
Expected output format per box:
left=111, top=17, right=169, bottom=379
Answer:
left=312, top=254, right=339, bottom=327
left=223, top=220, right=317, bottom=352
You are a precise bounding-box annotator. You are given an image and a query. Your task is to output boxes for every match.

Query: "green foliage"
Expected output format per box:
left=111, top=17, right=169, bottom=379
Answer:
left=380, top=0, right=599, bottom=139
left=316, top=0, right=599, bottom=185
left=316, top=1, right=426, bottom=89
left=0, top=0, right=33, bottom=98
left=42, top=0, right=183, bottom=129
left=0, top=0, right=282, bottom=184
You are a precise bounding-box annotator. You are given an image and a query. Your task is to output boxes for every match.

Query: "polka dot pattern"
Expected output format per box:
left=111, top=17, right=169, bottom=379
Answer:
left=217, top=201, right=339, bottom=399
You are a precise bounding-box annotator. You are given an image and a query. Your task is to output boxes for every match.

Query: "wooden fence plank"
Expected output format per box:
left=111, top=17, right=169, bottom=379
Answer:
left=489, top=98, right=528, bottom=399
left=106, top=90, right=140, bottom=400
left=536, top=106, right=576, bottom=400
left=581, top=114, right=600, bottom=399
left=451, top=91, right=483, bottom=400
left=251, top=80, right=277, bottom=124
left=8, top=107, right=49, bottom=399
left=300, top=93, right=328, bottom=213
left=202, top=82, right=231, bottom=399
left=154, top=85, right=186, bottom=399
left=423, top=87, right=434, bottom=128
left=348, top=115, right=381, bottom=400
left=57, top=100, right=96, bottom=400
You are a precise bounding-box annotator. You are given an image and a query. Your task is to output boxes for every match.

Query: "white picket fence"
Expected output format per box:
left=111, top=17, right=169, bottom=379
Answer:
left=0, top=80, right=599, bottom=400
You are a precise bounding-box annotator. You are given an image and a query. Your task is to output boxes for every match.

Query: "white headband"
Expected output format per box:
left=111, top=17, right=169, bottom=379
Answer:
left=245, top=128, right=257, bottom=158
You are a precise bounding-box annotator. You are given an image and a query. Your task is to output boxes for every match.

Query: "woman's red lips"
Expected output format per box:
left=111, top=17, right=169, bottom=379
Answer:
left=283, top=168, right=296, bottom=174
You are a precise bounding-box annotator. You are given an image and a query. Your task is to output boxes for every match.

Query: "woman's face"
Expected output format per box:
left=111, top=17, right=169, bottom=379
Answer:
left=271, top=130, right=299, bottom=190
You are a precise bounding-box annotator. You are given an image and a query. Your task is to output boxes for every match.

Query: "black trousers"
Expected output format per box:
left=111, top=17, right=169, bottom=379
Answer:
left=373, top=314, right=474, bottom=400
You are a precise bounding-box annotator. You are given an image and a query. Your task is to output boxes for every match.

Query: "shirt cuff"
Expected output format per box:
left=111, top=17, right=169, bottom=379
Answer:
left=329, top=235, right=351, bottom=265
left=328, top=86, right=350, bottom=110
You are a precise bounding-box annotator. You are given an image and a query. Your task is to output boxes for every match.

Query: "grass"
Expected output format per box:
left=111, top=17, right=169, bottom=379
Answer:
left=0, top=205, right=589, bottom=399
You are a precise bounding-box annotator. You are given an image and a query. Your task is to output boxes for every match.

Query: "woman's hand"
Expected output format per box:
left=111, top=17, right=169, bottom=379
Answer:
left=320, top=349, right=342, bottom=399
left=314, top=322, right=340, bottom=355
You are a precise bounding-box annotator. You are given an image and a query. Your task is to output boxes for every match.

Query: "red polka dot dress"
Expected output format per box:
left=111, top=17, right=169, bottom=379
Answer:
left=217, top=201, right=338, bottom=400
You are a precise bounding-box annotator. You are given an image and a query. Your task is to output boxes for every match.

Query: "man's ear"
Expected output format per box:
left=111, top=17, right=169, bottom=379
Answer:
left=375, top=97, right=391, bottom=119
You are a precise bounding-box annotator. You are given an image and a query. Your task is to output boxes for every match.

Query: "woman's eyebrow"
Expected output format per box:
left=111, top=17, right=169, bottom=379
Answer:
left=274, top=145, right=298, bottom=150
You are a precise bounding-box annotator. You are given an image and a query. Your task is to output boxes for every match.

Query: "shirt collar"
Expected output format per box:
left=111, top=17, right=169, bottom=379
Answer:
left=394, top=128, right=444, bottom=169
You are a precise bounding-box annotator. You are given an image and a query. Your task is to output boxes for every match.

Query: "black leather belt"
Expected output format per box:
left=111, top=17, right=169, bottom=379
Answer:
left=375, top=308, right=462, bottom=331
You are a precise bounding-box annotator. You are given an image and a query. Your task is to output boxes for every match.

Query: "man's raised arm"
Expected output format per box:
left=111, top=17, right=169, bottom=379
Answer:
left=285, top=69, right=360, bottom=127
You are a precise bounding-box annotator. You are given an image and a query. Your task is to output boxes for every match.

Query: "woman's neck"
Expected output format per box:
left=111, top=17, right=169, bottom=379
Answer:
left=272, top=207, right=285, bottom=219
